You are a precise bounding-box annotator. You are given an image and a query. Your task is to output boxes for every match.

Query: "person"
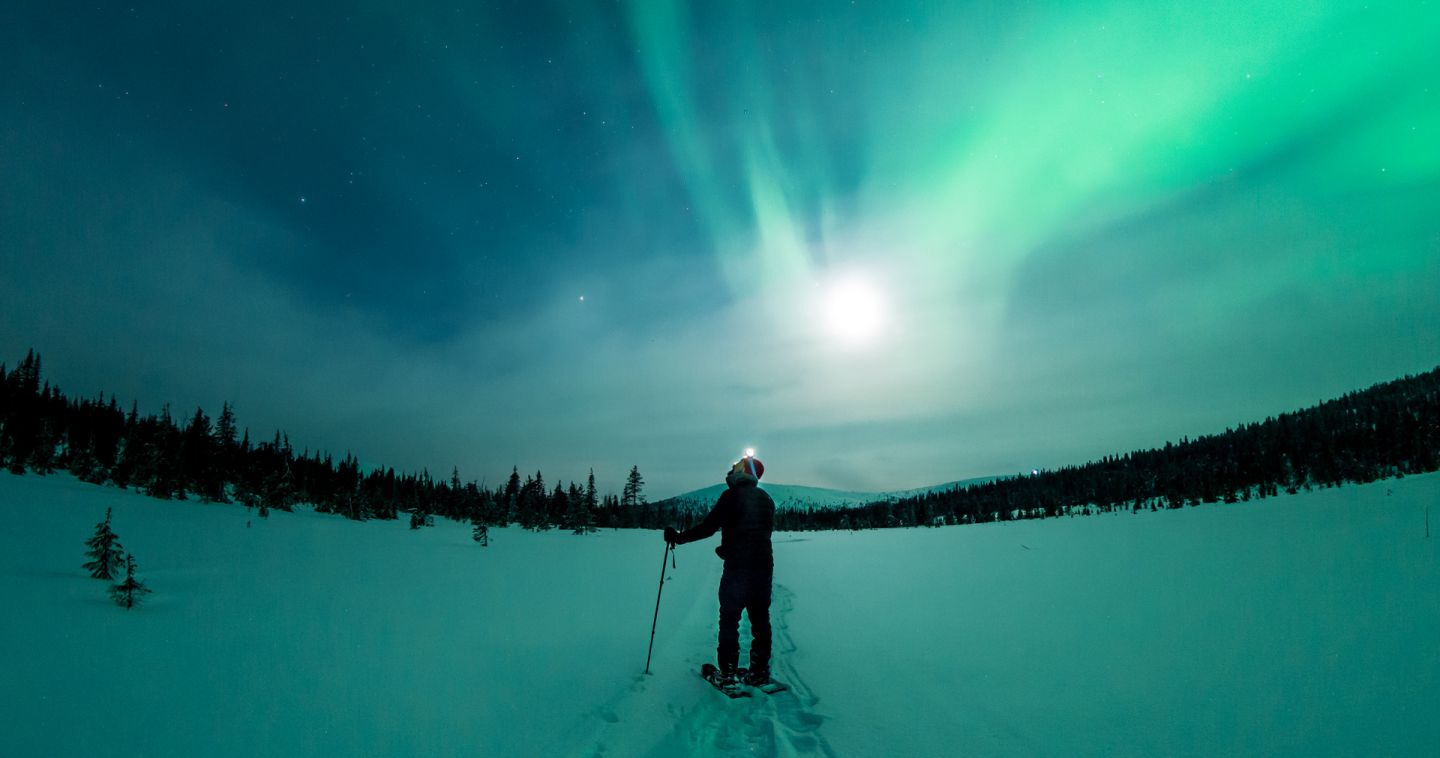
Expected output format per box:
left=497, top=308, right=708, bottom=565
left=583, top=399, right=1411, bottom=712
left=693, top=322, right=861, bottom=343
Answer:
left=665, top=454, right=776, bottom=688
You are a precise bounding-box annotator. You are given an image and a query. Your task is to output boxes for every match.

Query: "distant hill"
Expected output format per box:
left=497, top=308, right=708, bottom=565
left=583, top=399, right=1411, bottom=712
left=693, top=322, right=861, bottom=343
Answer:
left=657, top=366, right=1440, bottom=529
left=655, top=476, right=1001, bottom=513
left=784, top=366, right=1440, bottom=530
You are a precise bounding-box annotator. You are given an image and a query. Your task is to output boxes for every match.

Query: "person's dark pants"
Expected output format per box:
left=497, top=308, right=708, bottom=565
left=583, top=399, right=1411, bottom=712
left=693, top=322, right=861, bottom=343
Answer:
left=717, top=563, right=772, bottom=674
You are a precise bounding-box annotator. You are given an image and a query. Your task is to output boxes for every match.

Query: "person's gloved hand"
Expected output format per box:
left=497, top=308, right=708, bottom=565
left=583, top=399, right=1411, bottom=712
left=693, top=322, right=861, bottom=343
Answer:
left=664, top=526, right=680, bottom=545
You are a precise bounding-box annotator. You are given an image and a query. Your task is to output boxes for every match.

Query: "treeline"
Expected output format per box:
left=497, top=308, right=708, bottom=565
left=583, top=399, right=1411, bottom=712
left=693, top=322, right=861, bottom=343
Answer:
left=779, top=366, right=1439, bottom=530
left=6, top=349, right=1436, bottom=535
left=0, top=350, right=685, bottom=532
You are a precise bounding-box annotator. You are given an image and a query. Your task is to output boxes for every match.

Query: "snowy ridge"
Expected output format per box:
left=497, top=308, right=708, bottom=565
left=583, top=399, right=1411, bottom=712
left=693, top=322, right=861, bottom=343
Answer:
left=657, top=475, right=1001, bottom=513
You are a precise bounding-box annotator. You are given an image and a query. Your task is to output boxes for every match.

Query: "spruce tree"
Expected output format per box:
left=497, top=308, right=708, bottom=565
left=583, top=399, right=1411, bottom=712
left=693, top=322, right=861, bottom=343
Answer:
left=622, top=465, right=645, bottom=509
left=570, top=469, right=597, bottom=534
left=69, top=438, right=108, bottom=484
left=83, top=508, right=125, bottom=580
left=449, top=466, right=464, bottom=519
left=28, top=419, right=58, bottom=474
left=185, top=407, right=230, bottom=502
left=215, top=402, right=238, bottom=452
left=550, top=481, right=568, bottom=528
left=517, top=471, right=548, bottom=530
left=1, top=351, right=42, bottom=473
left=109, top=553, right=152, bottom=610
left=504, top=466, right=521, bottom=524
left=263, top=462, right=296, bottom=513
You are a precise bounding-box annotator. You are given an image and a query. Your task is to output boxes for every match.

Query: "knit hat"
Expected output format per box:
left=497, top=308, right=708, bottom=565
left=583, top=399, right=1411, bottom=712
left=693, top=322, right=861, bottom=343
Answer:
left=731, top=455, right=764, bottom=480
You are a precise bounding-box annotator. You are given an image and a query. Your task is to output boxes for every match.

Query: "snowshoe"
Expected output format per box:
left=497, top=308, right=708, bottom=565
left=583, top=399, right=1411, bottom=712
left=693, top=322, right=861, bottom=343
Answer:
left=700, top=663, right=750, bottom=698
left=738, top=667, right=789, bottom=695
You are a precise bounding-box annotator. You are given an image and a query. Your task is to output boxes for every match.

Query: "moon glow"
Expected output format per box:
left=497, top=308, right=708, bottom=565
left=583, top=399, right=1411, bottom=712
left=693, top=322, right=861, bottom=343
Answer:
left=824, top=278, right=884, bottom=346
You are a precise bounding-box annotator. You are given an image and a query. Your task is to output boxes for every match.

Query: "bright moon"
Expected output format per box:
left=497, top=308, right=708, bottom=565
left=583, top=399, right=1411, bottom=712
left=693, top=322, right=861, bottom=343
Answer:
left=824, top=278, right=884, bottom=345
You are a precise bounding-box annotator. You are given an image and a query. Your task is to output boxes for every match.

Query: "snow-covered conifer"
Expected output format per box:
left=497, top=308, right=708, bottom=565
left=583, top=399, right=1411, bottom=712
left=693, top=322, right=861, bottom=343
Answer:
left=83, top=507, right=125, bottom=580
left=109, top=553, right=152, bottom=610
left=472, top=519, right=489, bottom=546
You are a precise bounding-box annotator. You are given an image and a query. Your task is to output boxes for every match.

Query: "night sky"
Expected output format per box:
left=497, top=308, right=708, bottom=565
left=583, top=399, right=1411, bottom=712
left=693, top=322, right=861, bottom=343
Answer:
left=2, top=1, right=1437, bottom=497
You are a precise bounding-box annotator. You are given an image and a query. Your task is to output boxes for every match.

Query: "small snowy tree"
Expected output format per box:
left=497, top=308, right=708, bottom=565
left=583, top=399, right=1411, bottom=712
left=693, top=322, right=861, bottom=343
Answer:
left=109, top=553, right=152, bottom=610
left=83, top=508, right=125, bottom=580
left=472, top=519, right=489, bottom=546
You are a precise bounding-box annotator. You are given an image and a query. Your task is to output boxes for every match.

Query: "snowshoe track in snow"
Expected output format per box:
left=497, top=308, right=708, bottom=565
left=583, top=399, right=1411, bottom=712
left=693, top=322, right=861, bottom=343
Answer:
left=645, top=583, right=833, bottom=757
left=577, top=582, right=833, bottom=758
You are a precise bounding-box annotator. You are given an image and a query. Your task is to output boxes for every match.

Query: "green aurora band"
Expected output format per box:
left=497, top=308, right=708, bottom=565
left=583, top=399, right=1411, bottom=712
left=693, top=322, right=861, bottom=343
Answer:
left=625, top=0, right=1438, bottom=310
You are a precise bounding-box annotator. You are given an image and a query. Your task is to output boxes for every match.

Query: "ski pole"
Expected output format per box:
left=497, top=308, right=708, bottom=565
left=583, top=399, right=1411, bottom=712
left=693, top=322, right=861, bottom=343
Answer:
left=644, top=541, right=676, bottom=674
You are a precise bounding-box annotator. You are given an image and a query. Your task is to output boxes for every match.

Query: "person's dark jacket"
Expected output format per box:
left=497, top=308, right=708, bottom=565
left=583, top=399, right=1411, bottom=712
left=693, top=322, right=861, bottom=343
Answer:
left=670, top=476, right=775, bottom=568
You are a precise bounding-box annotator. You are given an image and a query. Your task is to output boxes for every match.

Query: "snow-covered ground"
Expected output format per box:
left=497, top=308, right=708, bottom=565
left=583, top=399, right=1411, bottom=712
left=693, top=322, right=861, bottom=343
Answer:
left=2, top=470, right=1436, bottom=757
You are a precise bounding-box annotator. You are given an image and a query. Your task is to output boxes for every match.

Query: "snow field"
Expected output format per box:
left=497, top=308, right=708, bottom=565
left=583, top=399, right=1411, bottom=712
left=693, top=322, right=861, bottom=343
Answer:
left=2, top=471, right=1437, bottom=757
left=0, top=472, right=703, bottom=757
left=779, top=477, right=1440, bottom=757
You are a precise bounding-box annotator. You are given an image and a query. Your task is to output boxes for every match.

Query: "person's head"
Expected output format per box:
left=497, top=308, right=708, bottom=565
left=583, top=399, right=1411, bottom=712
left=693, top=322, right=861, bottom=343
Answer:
left=726, top=455, right=764, bottom=487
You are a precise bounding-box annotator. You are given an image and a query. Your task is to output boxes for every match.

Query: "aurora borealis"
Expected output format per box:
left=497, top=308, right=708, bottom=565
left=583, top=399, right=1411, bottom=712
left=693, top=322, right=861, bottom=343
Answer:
left=2, top=1, right=1437, bottom=495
